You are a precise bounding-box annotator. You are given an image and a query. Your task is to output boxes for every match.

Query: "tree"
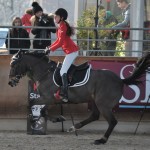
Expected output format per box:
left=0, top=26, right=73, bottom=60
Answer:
left=0, top=0, right=31, bottom=25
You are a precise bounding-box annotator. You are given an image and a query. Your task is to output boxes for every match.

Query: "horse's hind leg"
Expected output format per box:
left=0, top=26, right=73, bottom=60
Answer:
left=68, top=101, right=100, bottom=131
left=94, top=108, right=117, bottom=145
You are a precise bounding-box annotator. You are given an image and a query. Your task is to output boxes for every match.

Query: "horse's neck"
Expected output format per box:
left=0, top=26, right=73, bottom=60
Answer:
left=33, top=64, right=49, bottom=81
left=33, top=63, right=58, bottom=95
left=27, top=56, right=48, bottom=81
left=26, top=57, right=57, bottom=90
left=33, top=61, right=57, bottom=82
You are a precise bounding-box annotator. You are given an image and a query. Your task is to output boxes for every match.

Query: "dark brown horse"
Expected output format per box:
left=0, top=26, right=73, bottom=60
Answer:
left=8, top=50, right=150, bottom=144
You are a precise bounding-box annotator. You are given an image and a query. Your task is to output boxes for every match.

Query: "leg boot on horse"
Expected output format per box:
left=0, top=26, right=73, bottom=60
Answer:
left=60, top=73, right=68, bottom=103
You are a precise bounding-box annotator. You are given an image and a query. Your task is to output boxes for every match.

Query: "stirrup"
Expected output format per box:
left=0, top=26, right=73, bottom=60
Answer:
left=62, top=97, right=68, bottom=103
left=54, top=92, right=68, bottom=103
left=59, top=90, right=68, bottom=103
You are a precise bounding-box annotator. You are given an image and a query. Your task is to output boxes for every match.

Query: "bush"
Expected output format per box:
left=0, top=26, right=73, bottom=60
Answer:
left=77, top=7, right=125, bottom=56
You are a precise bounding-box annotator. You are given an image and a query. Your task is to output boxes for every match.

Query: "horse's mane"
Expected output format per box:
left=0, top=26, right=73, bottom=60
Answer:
left=25, top=51, right=49, bottom=63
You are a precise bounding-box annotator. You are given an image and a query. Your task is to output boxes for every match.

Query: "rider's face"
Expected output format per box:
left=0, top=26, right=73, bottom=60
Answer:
left=54, top=15, right=61, bottom=24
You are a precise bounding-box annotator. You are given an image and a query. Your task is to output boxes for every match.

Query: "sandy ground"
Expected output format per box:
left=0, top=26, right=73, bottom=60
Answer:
left=0, top=119, right=150, bottom=150
left=0, top=131, right=150, bottom=150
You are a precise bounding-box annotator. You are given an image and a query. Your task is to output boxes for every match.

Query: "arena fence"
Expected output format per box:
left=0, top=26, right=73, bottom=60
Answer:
left=0, top=25, right=150, bottom=56
left=0, top=25, right=150, bottom=118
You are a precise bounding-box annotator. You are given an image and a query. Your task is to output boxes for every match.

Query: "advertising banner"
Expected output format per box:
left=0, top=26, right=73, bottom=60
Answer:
left=90, top=60, right=150, bottom=109
left=28, top=59, right=150, bottom=110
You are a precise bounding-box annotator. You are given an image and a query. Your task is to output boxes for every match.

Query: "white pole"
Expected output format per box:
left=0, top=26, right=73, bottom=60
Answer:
left=130, top=0, right=144, bottom=57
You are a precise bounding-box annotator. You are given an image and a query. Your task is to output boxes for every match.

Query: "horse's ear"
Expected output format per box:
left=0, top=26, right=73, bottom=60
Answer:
left=16, top=49, right=24, bottom=58
left=12, top=49, right=24, bottom=61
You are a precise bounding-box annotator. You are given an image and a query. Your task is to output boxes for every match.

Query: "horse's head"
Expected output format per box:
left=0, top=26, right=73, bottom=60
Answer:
left=8, top=50, right=27, bottom=87
left=8, top=50, right=54, bottom=87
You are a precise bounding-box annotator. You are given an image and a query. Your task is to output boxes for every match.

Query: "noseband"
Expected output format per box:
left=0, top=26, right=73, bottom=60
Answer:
left=8, top=75, right=21, bottom=87
left=9, top=53, right=49, bottom=86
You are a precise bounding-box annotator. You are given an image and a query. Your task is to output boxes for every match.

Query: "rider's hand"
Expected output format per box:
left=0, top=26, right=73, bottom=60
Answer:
left=45, top=47, right=50, bottom=55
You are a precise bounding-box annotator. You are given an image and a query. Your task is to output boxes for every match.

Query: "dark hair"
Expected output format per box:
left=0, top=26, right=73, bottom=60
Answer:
left=55, top=8, right=68, bottom=21
left=55, top=8, right=74, bottom=36
left=12, top=17, right=22, bottom=26
left=32, top=2, right=43, bottom=14
left=10, top=17, right=23, bottom=37
left=64, top=21, right=74, bottom=36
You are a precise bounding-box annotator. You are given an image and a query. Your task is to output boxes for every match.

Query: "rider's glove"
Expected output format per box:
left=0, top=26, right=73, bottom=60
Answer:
left=45, top=47, right=50, bottom=55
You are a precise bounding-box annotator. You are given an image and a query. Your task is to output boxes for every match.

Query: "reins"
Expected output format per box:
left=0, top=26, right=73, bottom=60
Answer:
left=30, top=52, right=47, bottom=67
left=26, top=51, right=52, bottom=82
left=33, top=67, right=51, bottom=83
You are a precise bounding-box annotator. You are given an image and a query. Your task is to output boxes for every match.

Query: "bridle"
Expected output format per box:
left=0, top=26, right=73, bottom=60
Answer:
left=8, top=75, right=21, bottom=87
left=8, top=55, right=24, bottom=87
left=8, top=51, right=55, bottom=87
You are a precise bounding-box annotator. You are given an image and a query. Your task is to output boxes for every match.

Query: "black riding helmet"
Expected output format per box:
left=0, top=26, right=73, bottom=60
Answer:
left=55, top=8, right=68, bottom=21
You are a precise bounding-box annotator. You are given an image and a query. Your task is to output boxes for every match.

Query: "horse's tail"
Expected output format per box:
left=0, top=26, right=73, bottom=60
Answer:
left=122, top=52, right=150, bottom=85
left=122, top=76, right=142, bottom=85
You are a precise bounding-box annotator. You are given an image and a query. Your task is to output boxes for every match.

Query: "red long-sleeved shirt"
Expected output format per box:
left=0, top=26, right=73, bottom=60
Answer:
left=49, top=21, right=79, bottom=54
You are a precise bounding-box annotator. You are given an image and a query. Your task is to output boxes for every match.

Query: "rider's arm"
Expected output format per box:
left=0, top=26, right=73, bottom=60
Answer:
left=49, top=22, right=67, bottom=51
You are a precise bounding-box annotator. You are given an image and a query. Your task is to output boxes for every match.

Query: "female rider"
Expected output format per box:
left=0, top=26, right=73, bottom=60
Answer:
left=45, top=8, right=79, bottom=103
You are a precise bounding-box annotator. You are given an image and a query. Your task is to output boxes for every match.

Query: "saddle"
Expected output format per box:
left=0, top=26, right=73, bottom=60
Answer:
left=53, top=62, right=91, bottom=87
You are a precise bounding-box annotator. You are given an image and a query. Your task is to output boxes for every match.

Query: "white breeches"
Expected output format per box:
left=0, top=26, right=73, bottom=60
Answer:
left=60, top=51, right=78, bottom=76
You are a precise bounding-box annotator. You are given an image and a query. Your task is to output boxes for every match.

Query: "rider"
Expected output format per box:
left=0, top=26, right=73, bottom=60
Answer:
left=45, top=8, right=79, bottom=103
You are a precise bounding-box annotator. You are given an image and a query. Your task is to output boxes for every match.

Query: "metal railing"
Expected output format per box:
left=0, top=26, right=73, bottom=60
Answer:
left=0, top=25, right=150, bottom=56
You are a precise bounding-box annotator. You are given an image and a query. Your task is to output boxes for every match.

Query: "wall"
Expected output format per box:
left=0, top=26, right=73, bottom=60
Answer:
left=0, top=55, right=138, bottom=118
left=0, top=55, right=28, bottom=118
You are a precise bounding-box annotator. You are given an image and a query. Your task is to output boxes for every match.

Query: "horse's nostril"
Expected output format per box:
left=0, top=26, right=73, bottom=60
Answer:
left=8, top=78, right=19, bottom=87
left=8, top=81, right=13, bottom=87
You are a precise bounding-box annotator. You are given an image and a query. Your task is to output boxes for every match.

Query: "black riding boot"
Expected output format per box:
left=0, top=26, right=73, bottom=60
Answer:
left=60, top=73, right=68, bottom=102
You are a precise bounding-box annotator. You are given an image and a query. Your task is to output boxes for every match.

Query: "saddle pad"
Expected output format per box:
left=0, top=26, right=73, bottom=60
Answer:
left=53, top=64, right=92, bottom=88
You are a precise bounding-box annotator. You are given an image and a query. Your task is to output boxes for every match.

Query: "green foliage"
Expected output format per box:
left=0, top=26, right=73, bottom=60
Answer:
left=115, top=36, right=125, bottom=56
left=77, top=7, right=96, bottom=50
left=77, top=7, right=125, bottom=56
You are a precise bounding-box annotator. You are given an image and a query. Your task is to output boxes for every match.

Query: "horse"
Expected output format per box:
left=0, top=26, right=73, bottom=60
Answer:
left=8, top=50, right=150, bottom=144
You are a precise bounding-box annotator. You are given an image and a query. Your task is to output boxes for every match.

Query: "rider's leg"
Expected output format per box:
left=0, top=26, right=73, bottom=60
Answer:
left=60, top=51, right=78, bottom=102
left=60, top=73, right=68, bottom=102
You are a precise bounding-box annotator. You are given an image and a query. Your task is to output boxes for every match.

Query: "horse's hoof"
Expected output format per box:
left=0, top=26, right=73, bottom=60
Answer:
left=94, top=138, right=107, bottom=145
left=67, top=126, right=76, bottom=132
